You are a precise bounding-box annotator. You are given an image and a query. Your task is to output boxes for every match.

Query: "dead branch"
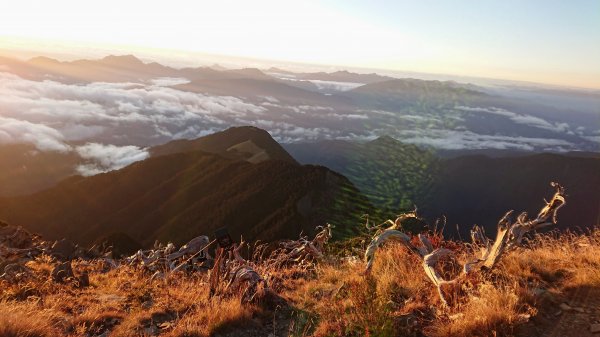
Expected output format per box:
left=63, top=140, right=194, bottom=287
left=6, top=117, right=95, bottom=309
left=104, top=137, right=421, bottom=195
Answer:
left=270, top=224, right=333, bottom=268
left=362, top=182, right=567, bottom=306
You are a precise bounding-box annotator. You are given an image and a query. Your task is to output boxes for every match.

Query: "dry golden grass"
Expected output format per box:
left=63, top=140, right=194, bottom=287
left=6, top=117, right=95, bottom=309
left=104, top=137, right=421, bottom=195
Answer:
left=0, top=229, right=598, bottom=337
left=0, top=301, right=61, bottom=337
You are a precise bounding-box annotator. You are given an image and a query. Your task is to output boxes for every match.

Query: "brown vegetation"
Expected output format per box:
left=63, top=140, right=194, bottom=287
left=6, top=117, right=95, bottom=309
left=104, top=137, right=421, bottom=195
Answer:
left=0, top=226, right=598, bottom=336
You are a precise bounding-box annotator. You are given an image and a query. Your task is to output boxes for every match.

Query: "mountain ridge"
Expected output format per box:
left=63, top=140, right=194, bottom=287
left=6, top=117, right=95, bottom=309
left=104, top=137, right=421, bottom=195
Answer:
left=0, top=128, right=373, bottom=249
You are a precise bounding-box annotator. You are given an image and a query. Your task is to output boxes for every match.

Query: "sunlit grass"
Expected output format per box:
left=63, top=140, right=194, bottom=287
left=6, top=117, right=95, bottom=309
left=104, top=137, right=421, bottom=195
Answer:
left=0, top=229, right=598, bottom=336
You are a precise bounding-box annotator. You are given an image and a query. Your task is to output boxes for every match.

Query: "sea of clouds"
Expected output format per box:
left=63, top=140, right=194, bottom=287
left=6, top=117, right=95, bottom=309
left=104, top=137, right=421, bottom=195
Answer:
left=0, top=71, right=591, bottom=175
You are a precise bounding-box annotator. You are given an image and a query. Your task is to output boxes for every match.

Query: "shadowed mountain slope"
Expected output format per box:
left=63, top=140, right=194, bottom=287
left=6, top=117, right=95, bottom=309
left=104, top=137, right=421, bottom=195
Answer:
left=0, top=144, right=80, bottom=196
left=0, top=143, right=372, bottom=247
left=285, top=136, right=439, bottom=213
left=286, top=140, right=600, bottom=237
left=425, top=153, right=600, bottom=238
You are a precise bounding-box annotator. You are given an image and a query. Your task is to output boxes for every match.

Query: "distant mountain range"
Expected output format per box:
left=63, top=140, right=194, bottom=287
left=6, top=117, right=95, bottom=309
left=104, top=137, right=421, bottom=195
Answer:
left=1, top=53, right=598, bottom=154
left=266, top=67, right=395, bottom=84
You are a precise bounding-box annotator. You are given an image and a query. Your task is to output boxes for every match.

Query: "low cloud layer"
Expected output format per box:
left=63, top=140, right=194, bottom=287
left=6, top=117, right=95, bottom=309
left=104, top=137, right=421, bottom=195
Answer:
left=456, top=106, right=570, bottom=133
left=0, top=116, right=70, bottom=152
left=397, top=129, right=573, bottom=151
left=0, top=72, right=591, bottom=176
left=307, top=79, right=364, bottom=92
left=75, top=143, right=149, bottom=176
left=0, top=72, right=267, bottom=148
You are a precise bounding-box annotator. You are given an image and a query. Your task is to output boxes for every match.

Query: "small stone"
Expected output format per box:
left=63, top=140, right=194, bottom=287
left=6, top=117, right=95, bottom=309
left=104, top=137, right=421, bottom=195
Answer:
left=51, top=261, right=74, bottom=283
left=77, top=272, right=89, bottom=288
left=554, top=310, right=563, bottom=316
left=51, top=239, right=76, bottom=259
left=141, top=300, right=153, bottom=309
left=531, top=288, right=546, bottom=296
left=143, top=325, right=159, bottom=336
left=559, top=303, right=572, bottom=311
left=573, top=307, right=585, bottom=313
left=590, top=324, right=600, bottom=333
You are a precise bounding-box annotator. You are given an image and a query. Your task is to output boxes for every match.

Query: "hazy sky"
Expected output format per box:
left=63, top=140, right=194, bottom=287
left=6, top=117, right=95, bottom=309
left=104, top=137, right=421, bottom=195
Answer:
left=1, top=0, right=599, bottom=88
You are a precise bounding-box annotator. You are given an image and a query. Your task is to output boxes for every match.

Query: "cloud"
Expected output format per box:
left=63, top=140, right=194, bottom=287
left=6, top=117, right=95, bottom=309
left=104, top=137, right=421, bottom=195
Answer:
left=328, top=113, right=369, bottom=120
left=0, top=72, right=267, bottom=140
left=0, top=70, right=590, bottom=171
left=75, top=143, right=149, bottom=176
left=455, top=106, right=570, bottom=133
left=0, top=116, right=70, bottom=152
left=275, top=76, right=364, bottom=92
left=150, top=77, right=190, bottom=86
left=397, top=129, right=573, bottom=151
left=307, top=80, right=365, bottom=92
left=0, top=73, right=269, bottom=175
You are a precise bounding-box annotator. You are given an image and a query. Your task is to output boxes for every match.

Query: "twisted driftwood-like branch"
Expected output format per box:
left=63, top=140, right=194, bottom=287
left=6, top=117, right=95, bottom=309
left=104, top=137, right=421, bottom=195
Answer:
left=272, top=224, right=333, bottom=267
left=364, top=182, right=567, bottom=306
left=364, top=211, right=423, bottom=273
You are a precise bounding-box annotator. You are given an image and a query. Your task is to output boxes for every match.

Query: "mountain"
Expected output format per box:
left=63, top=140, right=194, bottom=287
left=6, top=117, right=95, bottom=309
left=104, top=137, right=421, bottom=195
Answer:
left=0, top=129, right=373, bottom=248
left=285, top=136, right=440, bottom=212
left=2, top=53, right=598, bottom=155
left=150, top=126, right=298, bottom=164
left=286, top=139, right=600, bottom=236
left=299, top=70, right=395, bottom=84
left=11, top=55, right=176, bottom=83
left=0, top=144, right=80, bottom=196
left=0, top=55, right=282, bottom=84
left=0, top=127, right=298, bottom=197
left=346, top=78, right=489, bottom=109
left=265, top=68, right=395, bottom=84
left=424, top=153, right=600, bottom=237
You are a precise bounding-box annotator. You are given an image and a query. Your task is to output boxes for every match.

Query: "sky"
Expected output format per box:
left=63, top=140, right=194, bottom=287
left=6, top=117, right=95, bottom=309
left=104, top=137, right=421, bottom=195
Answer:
left=0, top=0, right=599, bottom=89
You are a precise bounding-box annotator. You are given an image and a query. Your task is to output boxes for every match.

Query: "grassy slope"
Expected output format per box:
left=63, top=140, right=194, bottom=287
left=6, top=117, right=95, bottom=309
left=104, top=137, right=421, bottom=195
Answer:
left=1, top=230, right=598, bottom=337
left=0, top=151, right=373, bottom=248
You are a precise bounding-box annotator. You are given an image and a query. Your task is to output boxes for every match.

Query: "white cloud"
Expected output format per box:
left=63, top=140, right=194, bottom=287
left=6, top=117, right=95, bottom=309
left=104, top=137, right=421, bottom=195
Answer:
left=0, top=116, right=71, bottom=152
left=59, top=124, right=105, bottom=141
left=455, top=106, right=570, bottom=133
left=328, top=113, right=369, bottom=120
left=75, top=143, right=149, bottom=176
left=150, top=77, right=190, bottom=86
left=0, top=70, right=590, bottom=172
left=0, top=72, right=272, bottom=152
left=307, top=80, right=365, bottom=92
left=397, top=129, right=574, bottom=151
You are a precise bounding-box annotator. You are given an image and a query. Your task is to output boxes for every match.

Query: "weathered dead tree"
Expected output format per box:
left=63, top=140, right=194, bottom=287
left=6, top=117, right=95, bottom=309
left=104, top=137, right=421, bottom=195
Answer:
left=363, top=182, right=566, bottom=306
left=224, top=242, right=269, bottom=303
left=125, top=235, right=214, bottom=278
left=205, top=242, right=275, bottom=305
left=269, top=224, right=332, bottom=268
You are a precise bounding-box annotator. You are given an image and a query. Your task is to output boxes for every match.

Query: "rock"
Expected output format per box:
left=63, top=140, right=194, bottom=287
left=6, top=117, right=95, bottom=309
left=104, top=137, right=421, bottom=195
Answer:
left=559, top=303, right=572, bottom=311
left=141, top=300, right=153, bottom=309
left=531, top=288, right=546, bottom=296
left=143, top=325, right=159, bottom=336
left=573, top=307, right=585, bottom=313
left=51, top=239, right=76, bottom=259
left=51, top=261, right=74, bottom=283
left=77, top=271, right=89, bottom=288
left=591, top=324, right=600, bottom=333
